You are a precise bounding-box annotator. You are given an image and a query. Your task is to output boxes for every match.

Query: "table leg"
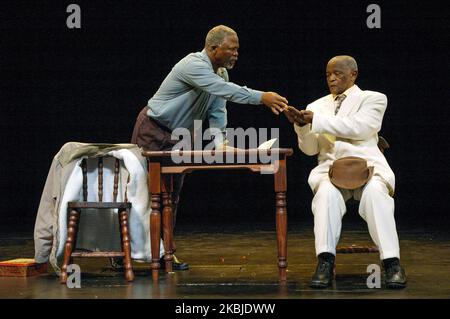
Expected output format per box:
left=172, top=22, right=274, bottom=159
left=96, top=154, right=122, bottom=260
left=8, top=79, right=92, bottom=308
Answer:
left=274, top=159, right=288, bottom=282
left=149, top=162, right=161, bottom=282
left=162, top=174, right=174, bottom=273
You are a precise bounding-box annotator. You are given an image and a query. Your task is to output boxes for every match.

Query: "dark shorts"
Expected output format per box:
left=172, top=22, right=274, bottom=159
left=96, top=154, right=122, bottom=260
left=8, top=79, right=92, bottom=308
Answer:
left=131, top=106, right=185, bottom=205
left=131, top=106, right=179, bottom=151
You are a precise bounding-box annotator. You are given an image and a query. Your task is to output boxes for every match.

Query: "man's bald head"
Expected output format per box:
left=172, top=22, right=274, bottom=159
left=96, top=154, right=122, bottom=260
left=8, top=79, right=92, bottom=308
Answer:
left=205, top=25, right=237, bottom=49
left=328, top=55, right=358, bottom=72
left=205, top=25, right=240, bottom=71
left=326, top=55, right=359, bottom=95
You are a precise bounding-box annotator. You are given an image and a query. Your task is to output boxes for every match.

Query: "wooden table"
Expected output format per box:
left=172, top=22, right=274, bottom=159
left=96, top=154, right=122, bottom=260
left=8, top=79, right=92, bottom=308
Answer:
left=142, top=148, right=293, bottom=282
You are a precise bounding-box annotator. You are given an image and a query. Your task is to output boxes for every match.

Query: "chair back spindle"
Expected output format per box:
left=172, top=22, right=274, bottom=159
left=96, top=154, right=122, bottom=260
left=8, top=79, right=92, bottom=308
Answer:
left=82, top=159, right=88, bottom=201
left=98, top=157, right=103, bottom=202
left=81, top=157, right=122, bottom=202
left=113, top=159, right=120, bottom=202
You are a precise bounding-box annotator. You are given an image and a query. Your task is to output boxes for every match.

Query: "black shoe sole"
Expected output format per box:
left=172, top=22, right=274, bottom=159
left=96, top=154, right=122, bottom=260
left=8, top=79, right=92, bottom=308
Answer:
left=160, top=262, right=189, bottom=271
left=386, top=282, right=406, bottom=289
left=310, top=281, right=332, bottom=289
left=173, top=264, right=189, bottom=271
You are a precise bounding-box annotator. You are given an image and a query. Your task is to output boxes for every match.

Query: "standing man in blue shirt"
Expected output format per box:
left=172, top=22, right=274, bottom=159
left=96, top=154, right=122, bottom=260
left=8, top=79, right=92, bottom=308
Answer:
left=131, top=25, right=289, bottom=270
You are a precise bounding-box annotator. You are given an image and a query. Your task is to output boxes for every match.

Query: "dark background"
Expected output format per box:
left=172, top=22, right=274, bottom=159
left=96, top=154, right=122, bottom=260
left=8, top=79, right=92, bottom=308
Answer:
left=2, top=0, right=449, bottom=232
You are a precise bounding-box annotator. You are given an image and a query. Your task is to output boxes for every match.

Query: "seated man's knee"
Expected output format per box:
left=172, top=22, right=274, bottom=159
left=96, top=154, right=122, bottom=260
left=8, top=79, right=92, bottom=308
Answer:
left=315, top=180, right=341, bottom=197
left=359, top=177, right=393, bottom=219
left=362, top=176, right=389, bottom=198
left=312, top=180, right=345, bottom=214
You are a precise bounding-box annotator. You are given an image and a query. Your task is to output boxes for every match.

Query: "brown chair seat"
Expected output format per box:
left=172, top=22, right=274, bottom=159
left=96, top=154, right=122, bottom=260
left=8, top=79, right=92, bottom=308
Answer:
left=68, top=202, right=131, bottom=209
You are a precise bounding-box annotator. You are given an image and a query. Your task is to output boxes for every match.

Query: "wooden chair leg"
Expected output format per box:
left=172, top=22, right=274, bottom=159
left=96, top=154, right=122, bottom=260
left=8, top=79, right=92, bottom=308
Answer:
left=119, top=208, right=134, bottom=282
left=60, top=209, right=80, bottom=284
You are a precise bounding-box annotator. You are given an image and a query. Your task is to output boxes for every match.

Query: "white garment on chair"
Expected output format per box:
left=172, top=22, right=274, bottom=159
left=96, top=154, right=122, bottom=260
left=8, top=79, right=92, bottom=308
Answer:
left=56, top=149, right=164, bottom=264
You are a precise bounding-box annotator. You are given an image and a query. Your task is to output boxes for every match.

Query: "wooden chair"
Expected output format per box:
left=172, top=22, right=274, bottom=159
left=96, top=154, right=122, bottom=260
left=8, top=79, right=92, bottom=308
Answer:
left=59, top=157, right=134, bottom=283
left=336, top=136, right=390, bottom=254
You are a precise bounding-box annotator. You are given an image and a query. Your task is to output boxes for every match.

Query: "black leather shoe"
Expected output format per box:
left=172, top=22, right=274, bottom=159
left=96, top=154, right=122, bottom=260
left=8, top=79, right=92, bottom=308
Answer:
left=310, top=254, right=335, bottom=288
left=160, top=255, right=189, bottom=271
left=383, top=258, right=407, bottom=289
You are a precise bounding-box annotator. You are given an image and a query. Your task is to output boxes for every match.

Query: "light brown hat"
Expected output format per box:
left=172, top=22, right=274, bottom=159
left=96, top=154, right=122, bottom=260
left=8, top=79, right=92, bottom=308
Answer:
left=328, top=156, right=374, bottom=190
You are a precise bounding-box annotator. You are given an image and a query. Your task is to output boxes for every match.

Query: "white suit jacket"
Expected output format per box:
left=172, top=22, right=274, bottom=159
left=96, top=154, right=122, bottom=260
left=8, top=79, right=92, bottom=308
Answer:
left=294, top=85, right=395, bottom=195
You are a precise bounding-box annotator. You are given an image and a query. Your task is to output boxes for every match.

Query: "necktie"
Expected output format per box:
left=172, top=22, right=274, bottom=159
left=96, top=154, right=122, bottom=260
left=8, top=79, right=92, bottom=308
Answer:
left=334, top=94, right=346, bottom=115
left=323, top=94, right=347, bottom=145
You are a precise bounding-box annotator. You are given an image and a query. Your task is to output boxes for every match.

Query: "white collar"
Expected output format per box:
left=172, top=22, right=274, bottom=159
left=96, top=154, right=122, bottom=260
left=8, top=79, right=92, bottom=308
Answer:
left=332, top=84, right=359, bottom=99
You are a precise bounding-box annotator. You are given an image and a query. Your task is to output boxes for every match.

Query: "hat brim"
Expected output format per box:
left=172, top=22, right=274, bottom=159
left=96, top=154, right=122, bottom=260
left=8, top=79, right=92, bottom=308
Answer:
left=330, top=166, right=374, bottom=190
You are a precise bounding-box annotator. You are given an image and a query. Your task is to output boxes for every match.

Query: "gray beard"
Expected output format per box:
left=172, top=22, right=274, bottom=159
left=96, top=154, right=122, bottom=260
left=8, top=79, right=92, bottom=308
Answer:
left=224, top=62, right=235, bottom=70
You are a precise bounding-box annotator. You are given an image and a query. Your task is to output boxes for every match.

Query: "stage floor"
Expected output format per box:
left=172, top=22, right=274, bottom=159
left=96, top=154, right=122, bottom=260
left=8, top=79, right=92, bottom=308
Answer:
left=0, top=221, right=449, bottom=299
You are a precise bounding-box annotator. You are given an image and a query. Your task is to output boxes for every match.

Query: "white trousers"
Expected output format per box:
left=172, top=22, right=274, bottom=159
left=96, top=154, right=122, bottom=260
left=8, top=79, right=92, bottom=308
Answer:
left=312, top=175, right=400, bottom=260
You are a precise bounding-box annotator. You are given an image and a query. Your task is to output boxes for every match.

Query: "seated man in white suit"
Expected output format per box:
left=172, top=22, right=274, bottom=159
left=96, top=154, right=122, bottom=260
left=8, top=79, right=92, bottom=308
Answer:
left=285, top=55, right=406, bottom=289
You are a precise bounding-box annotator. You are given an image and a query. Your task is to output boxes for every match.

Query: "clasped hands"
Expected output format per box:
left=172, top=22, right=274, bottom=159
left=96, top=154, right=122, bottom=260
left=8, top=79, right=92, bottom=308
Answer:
left=283, top=106, right=313, bottom=126
left=261, top=92, right=312, bottom=126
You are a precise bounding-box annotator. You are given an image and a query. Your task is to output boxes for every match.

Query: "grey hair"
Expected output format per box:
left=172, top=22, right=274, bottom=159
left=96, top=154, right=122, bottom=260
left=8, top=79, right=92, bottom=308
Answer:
left=330, top=55, right=358, bottom=71
left=205, top=25, right=237, bottom=48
